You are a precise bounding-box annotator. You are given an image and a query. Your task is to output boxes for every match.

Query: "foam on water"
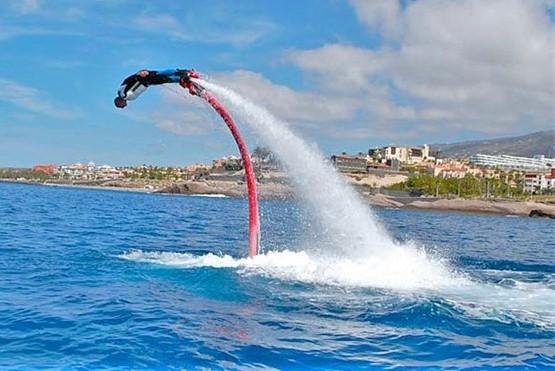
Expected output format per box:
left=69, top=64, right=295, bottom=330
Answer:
left=120, top=249, right=555, bottom=327
left=121, top=246, right=461, bottom=291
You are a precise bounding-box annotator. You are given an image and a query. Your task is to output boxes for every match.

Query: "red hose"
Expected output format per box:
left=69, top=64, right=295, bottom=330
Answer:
left=199, top=91, right=260, bottom=257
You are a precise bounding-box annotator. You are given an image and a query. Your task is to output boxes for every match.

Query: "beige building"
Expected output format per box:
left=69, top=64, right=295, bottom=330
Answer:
left=330, top=155, right=368, bottom=173
left=186, top=164, right=211, bottom=173
left=369, top=144, right=434, bottom=164
left=212, top=156, right=243, bottom=171
left=430, top=163, right=467, bottom=178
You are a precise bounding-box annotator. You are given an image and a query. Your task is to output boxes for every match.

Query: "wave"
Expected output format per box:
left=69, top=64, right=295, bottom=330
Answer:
left=120, top=248, right=555, bottom=327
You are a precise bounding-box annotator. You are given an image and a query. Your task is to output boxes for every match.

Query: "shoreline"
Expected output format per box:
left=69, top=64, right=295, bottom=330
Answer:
left=0, top=179, right=155, bottom=194
left=365, top=193, right=555, bottom=218
left=1, top=178, right=553, bottom=218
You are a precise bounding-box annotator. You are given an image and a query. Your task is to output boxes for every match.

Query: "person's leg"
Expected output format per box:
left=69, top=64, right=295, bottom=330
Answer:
left=141, top=69, right=178, bottom=85
left=157, top=69, right=182, bottom=83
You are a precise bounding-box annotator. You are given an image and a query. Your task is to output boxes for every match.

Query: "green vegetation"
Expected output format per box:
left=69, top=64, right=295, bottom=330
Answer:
left=388, top=173, right=526, bottom=198
left=0, top=168, right=49, bottom=181
left=125, top=167, right=186, bottom=181
left=523, top=194, right=555, bottom=202
left=252, top=146, right=279, bottom=168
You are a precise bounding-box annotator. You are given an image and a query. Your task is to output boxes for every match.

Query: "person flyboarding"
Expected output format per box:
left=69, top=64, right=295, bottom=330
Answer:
left=114, top=68, right=200, bottom=109
left=114, top=68, right=260, bottom=257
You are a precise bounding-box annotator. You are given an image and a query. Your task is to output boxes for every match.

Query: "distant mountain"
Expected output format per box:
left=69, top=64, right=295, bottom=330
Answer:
left=432, top=130, right=555, bottom=159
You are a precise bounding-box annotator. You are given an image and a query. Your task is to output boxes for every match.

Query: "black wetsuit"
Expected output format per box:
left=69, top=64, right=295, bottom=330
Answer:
left=117, top=69, right=189, bottom=100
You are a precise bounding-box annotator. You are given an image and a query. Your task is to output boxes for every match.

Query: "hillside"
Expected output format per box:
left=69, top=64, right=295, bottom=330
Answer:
left=433, top=130, right=555, bottom=158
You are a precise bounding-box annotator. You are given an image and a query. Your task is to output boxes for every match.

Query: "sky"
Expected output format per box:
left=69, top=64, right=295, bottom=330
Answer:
left=0, top=0, right=553, bottom=167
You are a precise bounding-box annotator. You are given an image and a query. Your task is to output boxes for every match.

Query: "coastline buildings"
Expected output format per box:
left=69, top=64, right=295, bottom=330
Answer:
left=25, top=145, right=555, bottom=196
left=331, top=144, right=436, bottom=175
left=430, top=161, right=469, bottom=179
left=469, top=154, right=554, bottom=171
left=330, top=155, right=368, bottom=173
left=186, top=164, right=211, bottom=173
left=212, top=156, right=243, bottom=172
left=429, top=159, right=486, bottom=179
left=45, top=162, right=124, bottom=180
left=32, top=164, right=56, bottom=175
left=524, top=169, right=555, bottom=193
left=57, top=163, right=87, bottom=179
left=95, top=164, right=124, bottom=180
left=368, top=144, right=435, bottom=164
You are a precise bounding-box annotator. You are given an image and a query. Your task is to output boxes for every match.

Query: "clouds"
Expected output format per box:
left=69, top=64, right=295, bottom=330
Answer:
left=8, top=0, right=41, bottom=15
left=0, top=1, right=88, bottom=40
left=1, top=1, right=274, bottom=46
left=389, top=0, right=553, bottom=95
left=134, top=12, right=276, bottom=46
left=142, top=86, right=217, bottom=137
left=212, top=70, right=361, bottom=124
left=392, top=0, right=554, bottom=132
left=194, top=0, right=554, bottom=142
left=151, top=111, right=210, bottom=136
left=141, top=69, right=362, bottom=137
left=287, top=44, right=381, bottom=92
left=0, top=25, right=82, bottom=41
left=288, top=0, right=555, bottom=137
left=0, top=78, right=80, bottom=120
left=5, top=0, right=87, bottom=21
left=348, top=0, right=402, bottom=40
left=135, top=14, right=182, bottom=36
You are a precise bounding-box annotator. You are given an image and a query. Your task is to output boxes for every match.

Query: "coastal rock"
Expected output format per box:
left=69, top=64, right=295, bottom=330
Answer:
left=158, top=180, right=294, bottom=199
left=408, top=198, right=555, bottom=216
left=529, top=209, right=555, bottom=219
left=367, top=194, right=404, bottom=208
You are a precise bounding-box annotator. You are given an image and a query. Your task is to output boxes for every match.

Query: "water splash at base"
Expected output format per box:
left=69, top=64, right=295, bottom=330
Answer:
left=120, top=249, right=555, bottom=328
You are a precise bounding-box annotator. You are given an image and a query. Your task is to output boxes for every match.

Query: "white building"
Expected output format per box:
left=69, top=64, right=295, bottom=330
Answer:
left=369, top=144, right=434, bottom=164
left=469, top=154, right=554, bottom=171
left=524, top=169, right=555, bottom=193
left=95, top=165, right=123, bottom=180
left=57, top=163, right=86, bottom=179
left=56, top=162, right=122, bottom=180
left=86, top=161, right=96, bottom=173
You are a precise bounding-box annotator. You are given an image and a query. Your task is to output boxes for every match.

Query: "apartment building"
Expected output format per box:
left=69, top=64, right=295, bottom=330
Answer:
left=369, top=144, right=434, bottom=164
left=469, top=154, right=553, bottom=171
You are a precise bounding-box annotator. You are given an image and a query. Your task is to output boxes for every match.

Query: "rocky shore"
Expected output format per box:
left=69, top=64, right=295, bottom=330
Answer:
left=157, top=179, right=555, bottom=218
left=365, top=193, right=555, bottom=218
left=2, top=177, right=554, bottom=218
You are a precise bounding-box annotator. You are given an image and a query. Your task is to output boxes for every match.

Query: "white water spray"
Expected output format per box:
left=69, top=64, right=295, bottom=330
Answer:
left=185, top=79, right=469, bottom=291
left=197, top=79, right=396, bottom=257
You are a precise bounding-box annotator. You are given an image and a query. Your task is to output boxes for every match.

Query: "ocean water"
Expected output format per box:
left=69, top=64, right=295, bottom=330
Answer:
left=0, top=182, right=554, bottom=369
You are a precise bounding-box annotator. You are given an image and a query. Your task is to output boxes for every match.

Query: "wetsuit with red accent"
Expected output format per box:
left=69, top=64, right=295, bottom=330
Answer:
left=117, top=69, right=190, bottom=101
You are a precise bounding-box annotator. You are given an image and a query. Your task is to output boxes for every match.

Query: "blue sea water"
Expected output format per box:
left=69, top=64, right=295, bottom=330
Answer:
left=0, top=181, right=554, bottom=369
